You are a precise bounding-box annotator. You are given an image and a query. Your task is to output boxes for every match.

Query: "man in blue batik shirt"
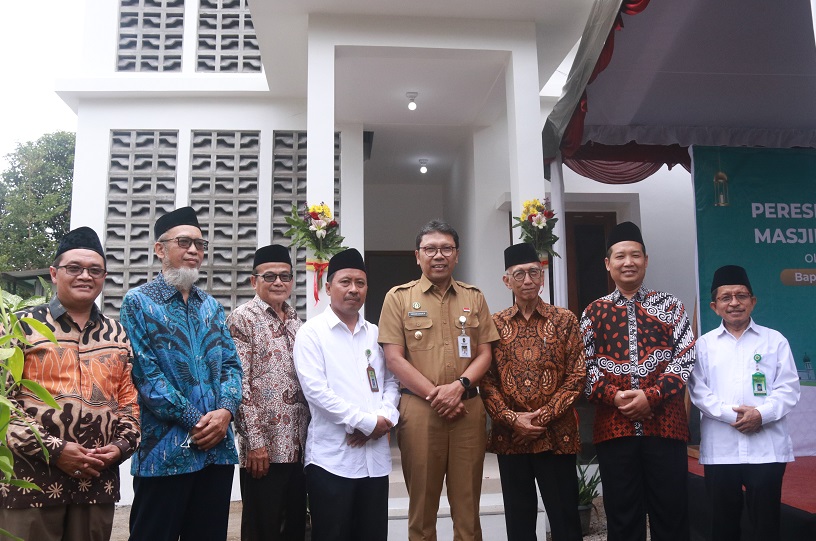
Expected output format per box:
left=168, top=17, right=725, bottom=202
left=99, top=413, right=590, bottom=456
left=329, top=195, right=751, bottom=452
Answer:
left=121, top=206, right=242, bottom=541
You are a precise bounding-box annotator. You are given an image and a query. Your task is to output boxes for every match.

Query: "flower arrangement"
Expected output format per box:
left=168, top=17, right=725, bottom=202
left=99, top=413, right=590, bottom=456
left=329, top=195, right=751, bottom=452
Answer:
left=284, top=202, right=345, bottom=261
left=284, top=202, right=346, bottom=303
left=512, top=197, right=560, bottom=259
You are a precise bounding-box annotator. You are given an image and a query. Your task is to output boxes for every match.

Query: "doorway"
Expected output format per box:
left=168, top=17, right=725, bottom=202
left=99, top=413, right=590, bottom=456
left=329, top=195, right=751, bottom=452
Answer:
left=565, top=211, right=617, bottom=317
left=364, top=251, right=421, bottom=325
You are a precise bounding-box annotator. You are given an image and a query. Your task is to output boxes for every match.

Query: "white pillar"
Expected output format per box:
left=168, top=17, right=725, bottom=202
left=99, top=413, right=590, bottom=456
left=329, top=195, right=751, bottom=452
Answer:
left=550, top=155, right=568, bottom=308
left=504, top=38, right=554, bottom=303
left=338, top=124, right=365, bottom=318
left=338, top=124, right=365, bottom=252
left=306, top=32, right=337, bottom=318
left=505, top=34, right=547, bottom=211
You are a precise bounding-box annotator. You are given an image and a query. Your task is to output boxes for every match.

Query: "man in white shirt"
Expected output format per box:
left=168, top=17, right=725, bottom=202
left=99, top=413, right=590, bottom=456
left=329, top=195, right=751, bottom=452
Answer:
left=689, top=265, right=800, bottom=541
left=294, top=248, right=400, bottom=541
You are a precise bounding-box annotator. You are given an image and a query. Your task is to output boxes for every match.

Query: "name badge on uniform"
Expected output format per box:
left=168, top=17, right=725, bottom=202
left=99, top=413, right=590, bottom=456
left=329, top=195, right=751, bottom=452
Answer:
left=458, top=316, right=471, bottom=358
left=458, top=335, right=471, bottom=358
left=752, top=372, right=767, bottom=396
left=365, top=349, right=379, bottom=392
left=752, top=353, right=766, bottom=396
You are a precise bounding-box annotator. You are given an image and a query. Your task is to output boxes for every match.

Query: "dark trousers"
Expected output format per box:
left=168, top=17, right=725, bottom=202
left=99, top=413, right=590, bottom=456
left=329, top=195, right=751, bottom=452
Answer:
left=129, top=464, right=234, bottom=541
left=704, top=462, right=786, bottom=541
left=596, top=436, right=689, bottom=541
left=239, top=463, right=307, bottom=541
left=305, top=464, right=388, bottom=541
left=497, top=452, right=582, bottom=541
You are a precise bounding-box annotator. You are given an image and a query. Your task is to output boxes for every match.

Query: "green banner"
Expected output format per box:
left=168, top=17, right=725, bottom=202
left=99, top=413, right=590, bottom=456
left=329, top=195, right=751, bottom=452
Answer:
left=694, top=146, right=816, bottom=376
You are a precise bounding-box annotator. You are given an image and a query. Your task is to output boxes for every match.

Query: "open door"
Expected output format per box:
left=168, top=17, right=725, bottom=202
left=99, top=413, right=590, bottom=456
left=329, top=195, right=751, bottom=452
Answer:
left=364, top=251, right=421, bottom=325
left=565, top=211, right=616, bottom=318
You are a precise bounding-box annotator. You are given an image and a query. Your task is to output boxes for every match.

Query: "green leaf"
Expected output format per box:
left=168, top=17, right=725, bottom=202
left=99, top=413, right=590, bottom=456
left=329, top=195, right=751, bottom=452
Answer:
left=8, top=348, right=23, bottom=382
left=0, top=396, right=17, bottom=411
left=20, top=380, right=61, bottom=409
left=0, top=527, right=24, bottom=541
left=19, top=317, right=57, bottom=344
left=0, top=447, right=14, bottom=483
left=0, top=347, right=14, bottom=360
left=0, top=446, right=12, bottom=467
left=37, top=277, right=54, bottom=299
left=18, top=296, right=46, bottom=309
left=0, top=402, right=9, bottom=438
left=8, top=478, right=41, bottom=491
left=20, top=418, right=50, bottom=462
left=1, top=291, right=23, bottom=312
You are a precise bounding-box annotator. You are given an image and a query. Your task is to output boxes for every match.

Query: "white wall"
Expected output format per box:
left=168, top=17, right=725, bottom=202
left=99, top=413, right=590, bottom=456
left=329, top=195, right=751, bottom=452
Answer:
left=467, top=121, right=516, bottom=313
left=71, top=97, right=307, bottom=244
left=563, top=165, right=698, bottom=313
left=364, top=184, right=445, bottom=251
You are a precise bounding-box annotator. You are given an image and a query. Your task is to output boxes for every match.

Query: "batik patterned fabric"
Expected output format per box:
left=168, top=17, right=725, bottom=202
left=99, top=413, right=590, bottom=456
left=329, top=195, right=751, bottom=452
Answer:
left=581, top=286, right=695, bottom=444
left=120, top=273, right=242, bottom=477
left=482, top=299, right=585, bottom=455
left=2, top=299, right=140, bottom=508
left=226, top=296, right=309, bottom=465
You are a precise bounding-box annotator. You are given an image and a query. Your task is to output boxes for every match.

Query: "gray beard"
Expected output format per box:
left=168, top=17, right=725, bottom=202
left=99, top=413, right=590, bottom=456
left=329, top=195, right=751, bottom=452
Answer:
left=162, top=267, right=200, bottom=291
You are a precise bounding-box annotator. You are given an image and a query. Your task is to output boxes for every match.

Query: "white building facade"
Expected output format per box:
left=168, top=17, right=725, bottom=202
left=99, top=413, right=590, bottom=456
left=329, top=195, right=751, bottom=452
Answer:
left=56, top=0, right=702, bottom=506
left=58, top=0, right=699, bottom=322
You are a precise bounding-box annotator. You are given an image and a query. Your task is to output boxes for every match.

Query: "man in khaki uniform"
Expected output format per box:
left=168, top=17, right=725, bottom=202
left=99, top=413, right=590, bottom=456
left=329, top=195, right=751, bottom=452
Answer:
left=379, top=220, right=500, bottom=541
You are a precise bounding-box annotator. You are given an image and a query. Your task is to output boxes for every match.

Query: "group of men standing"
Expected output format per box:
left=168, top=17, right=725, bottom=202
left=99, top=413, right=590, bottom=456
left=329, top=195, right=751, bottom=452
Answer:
left=1, top=205, right=801, bottom=541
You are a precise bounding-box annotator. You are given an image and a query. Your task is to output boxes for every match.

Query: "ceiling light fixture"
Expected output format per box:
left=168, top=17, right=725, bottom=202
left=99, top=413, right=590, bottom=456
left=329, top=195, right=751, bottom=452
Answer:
left=406, top=92, right=418, bottom=111
left=419, top=159, right=428, bottom=174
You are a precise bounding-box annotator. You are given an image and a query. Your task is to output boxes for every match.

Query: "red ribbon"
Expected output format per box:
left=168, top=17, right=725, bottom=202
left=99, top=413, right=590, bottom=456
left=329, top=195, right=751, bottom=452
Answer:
left=306, top=259, right=330, bottom=304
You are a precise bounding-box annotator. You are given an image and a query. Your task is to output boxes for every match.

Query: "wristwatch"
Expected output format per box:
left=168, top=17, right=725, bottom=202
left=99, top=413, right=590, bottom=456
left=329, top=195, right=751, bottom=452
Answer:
left=458, top=376, right=471, bottom=389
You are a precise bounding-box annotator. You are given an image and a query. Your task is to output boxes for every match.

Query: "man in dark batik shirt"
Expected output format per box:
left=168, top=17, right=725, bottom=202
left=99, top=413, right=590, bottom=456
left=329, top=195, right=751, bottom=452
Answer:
left=581, top=222, right=695, bottom=541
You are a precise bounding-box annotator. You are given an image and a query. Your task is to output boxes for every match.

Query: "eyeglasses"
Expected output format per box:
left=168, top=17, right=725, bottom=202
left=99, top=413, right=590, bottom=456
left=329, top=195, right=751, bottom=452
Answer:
left=509, top=268, right=543, bottom=282
left=55, top=265, right=106, bottom=279
left=419, top=245, right=457, bottom=257
left=716, top=293, right=752, bottom=304
left=254, top=272, right=294, bottom=283
left=162, top=236, right=209, bottom=251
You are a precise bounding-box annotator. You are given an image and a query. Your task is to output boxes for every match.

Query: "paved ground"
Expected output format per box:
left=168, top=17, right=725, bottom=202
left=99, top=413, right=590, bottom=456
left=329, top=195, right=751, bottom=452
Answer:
left=110, top=443, right=622, bottom=539
left=111, top=496, right=613, bottom=541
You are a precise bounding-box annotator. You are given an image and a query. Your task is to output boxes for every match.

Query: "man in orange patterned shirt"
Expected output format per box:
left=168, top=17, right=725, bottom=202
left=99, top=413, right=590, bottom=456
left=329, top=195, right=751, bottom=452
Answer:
left=482, top=242, right=585, bottom=541
left=580, top=222, right=695, bottom=541
left=0, top=227, right=140, bottom=541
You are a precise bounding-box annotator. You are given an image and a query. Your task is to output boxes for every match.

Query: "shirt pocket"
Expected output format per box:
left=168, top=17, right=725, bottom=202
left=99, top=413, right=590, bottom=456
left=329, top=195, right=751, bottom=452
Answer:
left=404, top=318, right=434, bottom=351
left=463, top=312, right=481, bottom=341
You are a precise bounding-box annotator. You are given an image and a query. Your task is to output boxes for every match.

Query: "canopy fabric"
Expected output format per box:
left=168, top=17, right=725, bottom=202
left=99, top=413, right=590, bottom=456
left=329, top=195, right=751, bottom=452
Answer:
left=543, top=0, right=816, bottom=182
left=542, top=0, right=625, bottom=161
left=564, top=142, right=690, bottom=184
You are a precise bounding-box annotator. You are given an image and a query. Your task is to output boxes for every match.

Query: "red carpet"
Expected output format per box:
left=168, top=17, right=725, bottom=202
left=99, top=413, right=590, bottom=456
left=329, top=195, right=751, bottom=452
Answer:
left=688, top=456, right=816, bottom=514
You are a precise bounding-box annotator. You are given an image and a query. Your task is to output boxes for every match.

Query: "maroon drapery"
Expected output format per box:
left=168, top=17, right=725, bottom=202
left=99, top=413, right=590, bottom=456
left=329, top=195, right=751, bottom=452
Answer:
left=563, top=159, right=662, bottom=184
left=562, top=142, right=690, bottom=184
left=558, top=0, right=682, bottom=184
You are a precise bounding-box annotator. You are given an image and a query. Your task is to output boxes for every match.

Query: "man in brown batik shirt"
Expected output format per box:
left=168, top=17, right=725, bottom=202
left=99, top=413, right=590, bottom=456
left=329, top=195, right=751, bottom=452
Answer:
left=227, top=244, right=309, bottom=541
left=482, top=242, right=585, bottom=541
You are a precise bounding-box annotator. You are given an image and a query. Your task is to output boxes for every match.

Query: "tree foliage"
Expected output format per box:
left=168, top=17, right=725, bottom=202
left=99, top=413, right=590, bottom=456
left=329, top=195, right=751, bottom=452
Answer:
left=0, top=131, right=75, bottom=271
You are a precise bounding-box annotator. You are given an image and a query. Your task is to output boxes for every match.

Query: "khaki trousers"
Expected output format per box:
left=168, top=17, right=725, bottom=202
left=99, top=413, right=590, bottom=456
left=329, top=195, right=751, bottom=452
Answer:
left=397, top=393, right=487, bottom=541
left=0, top=503, right=115, bottom=541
